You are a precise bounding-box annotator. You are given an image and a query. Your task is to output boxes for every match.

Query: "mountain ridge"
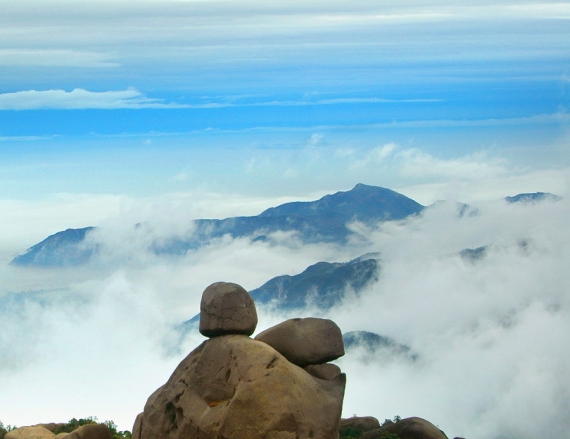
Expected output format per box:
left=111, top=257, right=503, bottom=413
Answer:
left=10, top=185, right=561, bottom=267
left=10, top=184, right=423, bottom=267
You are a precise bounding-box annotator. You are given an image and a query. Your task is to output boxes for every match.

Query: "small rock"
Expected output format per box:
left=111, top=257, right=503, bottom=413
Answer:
left=255, top=317, right=344, bottom=366
left=199, top=282, right=258, bottom=337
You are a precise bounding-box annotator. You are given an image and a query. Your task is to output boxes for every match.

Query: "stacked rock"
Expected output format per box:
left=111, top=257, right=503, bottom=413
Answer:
left=198, top=282, right=258, bottom=337
left=255, top=317, right=345, bottom=380
left=133, top=281, right=346, bottom=439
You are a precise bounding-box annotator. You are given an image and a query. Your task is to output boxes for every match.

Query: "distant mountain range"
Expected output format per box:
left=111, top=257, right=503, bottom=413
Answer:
left=10, top=184, right=424, bottom=267
left=10, top=185, right=560, bottom=267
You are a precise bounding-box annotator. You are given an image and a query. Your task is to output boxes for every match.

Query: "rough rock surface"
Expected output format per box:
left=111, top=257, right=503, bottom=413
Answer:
left=199, top=282, right=258, bottom=337
left=254, top=317, right=344, bottom=366
left=132, top=334, right=346, bottom=439
left=363, top=417, right=448, bottom=439
left=6, top=426, right=55, bottom=439
left=339, top=416, right=380, bottom=433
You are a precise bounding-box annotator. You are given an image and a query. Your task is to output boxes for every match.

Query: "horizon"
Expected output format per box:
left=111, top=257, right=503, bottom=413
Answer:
left=1, top=1, right=570, bottom=438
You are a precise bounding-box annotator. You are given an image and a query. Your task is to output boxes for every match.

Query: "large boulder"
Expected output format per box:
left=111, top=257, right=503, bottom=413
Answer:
left=199, top=282, right=258, bottom=337
left=133, top=334, right=346, bottom=439
left=5, top=426, right=55, bottom=439
left=255, top=317, right=345, bottom=366
left=362, top=417, right=448, bottom=439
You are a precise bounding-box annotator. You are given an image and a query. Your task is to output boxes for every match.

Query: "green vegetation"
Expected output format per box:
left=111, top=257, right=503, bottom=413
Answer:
left=53, top=417, right=98, bottom=434
left=103, top=420, right=132, bottom=439
left=0, top=421, right=16, bottom=439
left=339, top=426, right=363, bottom=438
left=1, top=417, right=131, bottom=439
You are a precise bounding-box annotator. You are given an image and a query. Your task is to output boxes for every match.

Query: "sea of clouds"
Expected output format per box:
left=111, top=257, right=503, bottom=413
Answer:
left=1, top=193, right=569, bottom=439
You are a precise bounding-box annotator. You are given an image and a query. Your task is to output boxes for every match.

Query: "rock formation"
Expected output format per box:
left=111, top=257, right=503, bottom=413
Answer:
left=199, top=282, right=258, bottom=337
left=133, top=281, right=346, bottom=439
left=254, top=317, right=344, bottom=367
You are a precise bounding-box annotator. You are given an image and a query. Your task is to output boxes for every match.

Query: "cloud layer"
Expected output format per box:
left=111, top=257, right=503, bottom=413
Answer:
left=1, top=190, right=569, bottom=439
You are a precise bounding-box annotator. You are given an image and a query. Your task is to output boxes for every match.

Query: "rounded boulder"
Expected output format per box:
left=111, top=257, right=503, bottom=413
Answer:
left=254, top=317, right=344, bottom=366
left=199, top=282, right=258, bottom=337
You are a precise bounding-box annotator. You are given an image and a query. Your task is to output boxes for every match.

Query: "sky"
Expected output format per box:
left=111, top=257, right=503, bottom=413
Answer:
left=1, top=0, right=570, bottom=438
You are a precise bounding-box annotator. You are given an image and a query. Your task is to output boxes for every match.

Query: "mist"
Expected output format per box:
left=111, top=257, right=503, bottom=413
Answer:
left=1, top=193, right=569, bottom=439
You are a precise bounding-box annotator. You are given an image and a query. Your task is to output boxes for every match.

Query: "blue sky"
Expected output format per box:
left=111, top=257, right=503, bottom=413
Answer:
left=0, top=0, right=569, bottom=243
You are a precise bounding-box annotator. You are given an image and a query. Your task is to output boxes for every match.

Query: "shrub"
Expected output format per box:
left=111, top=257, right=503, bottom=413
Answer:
left=339, top=426, right=363, bottom=438
left=0, top=421, right=16, bottom=439
left=103, top=420, right=132, bottom=439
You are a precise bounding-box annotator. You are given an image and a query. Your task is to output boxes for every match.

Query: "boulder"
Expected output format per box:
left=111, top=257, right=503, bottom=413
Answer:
left=339, top=416, right=380, bottom=433
left=304, top=363, right=342, bottom=380
left=54, top=424, right=112, bottom=439
left=133, top=334, right=346, bottom=439
left=255, top=317, right=344, bottom=366
left=6, top=426, right=55, bottom=439
left=199, top=282, right=258, bottom=337
left=363, top=417, right=448, bottom=439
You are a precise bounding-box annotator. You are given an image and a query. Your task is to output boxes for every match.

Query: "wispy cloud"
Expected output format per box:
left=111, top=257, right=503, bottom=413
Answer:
left=0, top=49, right=118, bottom=68
left=0, top=88, right=444, bottom=111
left=0, top=88, right=185, bottom=110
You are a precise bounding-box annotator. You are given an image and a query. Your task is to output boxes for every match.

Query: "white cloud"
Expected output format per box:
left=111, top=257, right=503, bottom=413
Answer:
left=2, top=0, right=568, bottom=91
left=349, top=143, right=397, bottom=169
left=0, top=88, right=186, bottom=110
left=397, top=149, right=509, bottom=181
left=1, top=189, right=569, bottom=438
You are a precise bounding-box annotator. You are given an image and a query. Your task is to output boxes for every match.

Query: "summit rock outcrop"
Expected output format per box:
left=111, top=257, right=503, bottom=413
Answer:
left=133, top=282, right=346, bottom=439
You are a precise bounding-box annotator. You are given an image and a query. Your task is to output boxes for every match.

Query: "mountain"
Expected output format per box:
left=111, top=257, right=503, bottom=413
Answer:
left=250, top=253, right=381, bottom=310
left=182, top=253, right=381, bottom=330
left=10, top=184, right=424, bottom=267
left=10, top=227, right=96, bottom=266
left=12, top=186, right=560, bottom=267
left=505, top=192, right=562, bottom=204
left=343, top=330, right=418, bottom=361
